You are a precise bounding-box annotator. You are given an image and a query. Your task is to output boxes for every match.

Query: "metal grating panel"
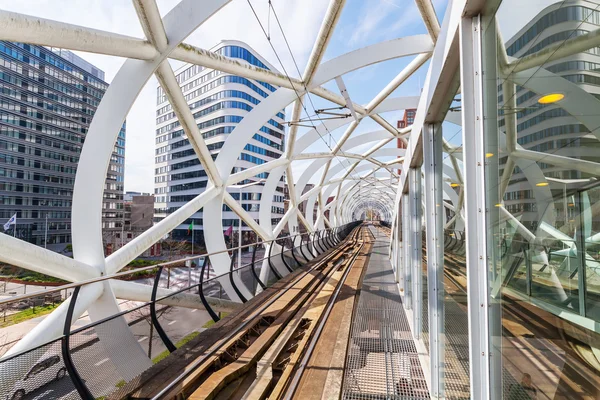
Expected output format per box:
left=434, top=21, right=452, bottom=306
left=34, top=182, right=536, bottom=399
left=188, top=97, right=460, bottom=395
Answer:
left=342, top=226, right=430, bottom=400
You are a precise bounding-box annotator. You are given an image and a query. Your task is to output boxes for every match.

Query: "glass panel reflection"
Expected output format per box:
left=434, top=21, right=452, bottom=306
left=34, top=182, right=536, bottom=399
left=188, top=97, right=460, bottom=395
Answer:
left=480, top=0, right=600, bottom=398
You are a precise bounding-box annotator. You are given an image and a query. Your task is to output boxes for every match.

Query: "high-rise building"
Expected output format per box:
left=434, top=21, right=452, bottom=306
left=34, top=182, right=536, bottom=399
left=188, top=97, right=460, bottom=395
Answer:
left=397, top=109, right=416, bottom=173
left=397, top=108, right=416, bottom=130
left=154, top=41, right=285, bottom=244
left=0, top=42, right=125, bottom=250
left=501, top=1, right=600, bottom=231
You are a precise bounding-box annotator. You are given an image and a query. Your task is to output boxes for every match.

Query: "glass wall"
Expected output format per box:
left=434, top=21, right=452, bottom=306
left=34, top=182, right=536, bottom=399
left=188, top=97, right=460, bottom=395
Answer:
left=481, top=0, right=600, bottom=397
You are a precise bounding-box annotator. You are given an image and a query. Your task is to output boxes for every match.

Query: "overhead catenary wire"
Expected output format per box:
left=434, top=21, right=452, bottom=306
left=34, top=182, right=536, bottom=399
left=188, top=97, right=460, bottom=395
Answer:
left=245, top=0, right=368, bottom=188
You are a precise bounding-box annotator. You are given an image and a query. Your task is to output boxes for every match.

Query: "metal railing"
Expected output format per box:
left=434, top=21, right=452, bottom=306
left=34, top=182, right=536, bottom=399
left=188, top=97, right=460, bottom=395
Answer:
left=0, top=223, right=358, bottom=400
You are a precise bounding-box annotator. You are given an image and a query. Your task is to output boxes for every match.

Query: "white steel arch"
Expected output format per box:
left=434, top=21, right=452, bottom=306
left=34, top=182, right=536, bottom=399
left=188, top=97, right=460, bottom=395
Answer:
left=0, top=0, right=438, bottom=369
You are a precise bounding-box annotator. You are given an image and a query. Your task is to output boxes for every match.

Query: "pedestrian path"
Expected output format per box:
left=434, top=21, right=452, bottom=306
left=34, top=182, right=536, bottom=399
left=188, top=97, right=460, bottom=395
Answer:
left=342, top=225, right=429, bottom=399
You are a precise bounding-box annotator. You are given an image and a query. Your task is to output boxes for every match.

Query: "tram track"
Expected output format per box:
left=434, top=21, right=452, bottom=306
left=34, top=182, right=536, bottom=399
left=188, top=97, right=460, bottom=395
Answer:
left=132, top=225, right=370, bottom=400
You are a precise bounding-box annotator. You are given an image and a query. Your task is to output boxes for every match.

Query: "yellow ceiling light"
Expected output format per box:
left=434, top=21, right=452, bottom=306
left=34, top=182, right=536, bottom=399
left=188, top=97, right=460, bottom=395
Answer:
left=485, top=152, right=494, bottom=158
left=450, top=183, right=460, bottom=187
left=536, top=182, right=549, bottom=187
left=538, top=93, right=565, bottom=104
left=495, top=203, right=503, bottom=207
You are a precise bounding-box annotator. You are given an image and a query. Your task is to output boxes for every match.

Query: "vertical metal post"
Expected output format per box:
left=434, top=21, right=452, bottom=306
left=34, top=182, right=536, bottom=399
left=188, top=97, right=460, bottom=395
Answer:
left=200, top=258, right=220, bottom=322
left=229, top=251, right=247, bottom=303
left=62, top=287, right=94, bottom=399
left=423, top=123, right=445, bottom=398
left=279, top=238, right=293, bottom=273
left=402, top=192, right=411, bottom=307
left=289, top=235, right=302, bottom=266
left=151, top=266, right=176, bottom=352
left=306, top=233, right=316, bottom=258
left=460, top=14, right=491, bottom=400
left=409, top=167, right=422, bottom=338
left=395, top=204, right=402, bottom=283
left=267, top=241, right=283, bottom=279
left=524, top=243, right=532, bottom=297
left=238, top=187, right=243, bottom=271
left=576, top=190, right=587, bottom=316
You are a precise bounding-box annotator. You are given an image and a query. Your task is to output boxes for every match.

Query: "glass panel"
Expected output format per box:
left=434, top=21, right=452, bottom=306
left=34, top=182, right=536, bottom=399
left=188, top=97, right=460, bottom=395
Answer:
left=582, top=186, right=600, bottom=320
left=482, top=1, right=600, bottom=398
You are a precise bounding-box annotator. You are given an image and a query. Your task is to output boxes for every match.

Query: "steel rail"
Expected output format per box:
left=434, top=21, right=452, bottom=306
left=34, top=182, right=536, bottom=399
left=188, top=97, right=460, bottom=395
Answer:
left=150, top=223, right=361, bottom=399
left=282, top=227, right=367, bottom=399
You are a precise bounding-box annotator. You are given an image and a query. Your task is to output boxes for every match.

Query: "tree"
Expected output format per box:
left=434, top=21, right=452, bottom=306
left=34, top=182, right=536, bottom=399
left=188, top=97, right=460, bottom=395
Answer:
left=130, top=305, right=173, bottom=359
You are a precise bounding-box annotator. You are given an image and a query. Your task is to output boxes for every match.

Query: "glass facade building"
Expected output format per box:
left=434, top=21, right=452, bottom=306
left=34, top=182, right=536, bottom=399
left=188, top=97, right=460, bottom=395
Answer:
left=0, top=42, right=125, bottom=249
left=154, top=40, right=285, bottom=242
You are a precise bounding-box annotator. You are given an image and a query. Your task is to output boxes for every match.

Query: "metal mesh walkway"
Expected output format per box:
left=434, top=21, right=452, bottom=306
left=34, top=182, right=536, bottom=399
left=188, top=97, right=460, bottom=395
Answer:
left=342, top=225, right=429, bottom=399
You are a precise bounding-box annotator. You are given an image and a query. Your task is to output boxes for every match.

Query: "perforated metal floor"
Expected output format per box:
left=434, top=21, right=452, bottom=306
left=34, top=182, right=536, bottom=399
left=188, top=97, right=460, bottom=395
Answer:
left=342, top=226, right=430, bottom=399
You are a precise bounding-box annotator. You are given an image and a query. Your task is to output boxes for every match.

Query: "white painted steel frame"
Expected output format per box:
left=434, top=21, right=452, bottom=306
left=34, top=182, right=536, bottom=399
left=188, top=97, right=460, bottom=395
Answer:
left=460, top=15, right=491, bottom=400
left=423, top=123, right=445, bottom=398
left=409, top=167, right=423, bottom=339
left=0, top=0, right=441, bottom=374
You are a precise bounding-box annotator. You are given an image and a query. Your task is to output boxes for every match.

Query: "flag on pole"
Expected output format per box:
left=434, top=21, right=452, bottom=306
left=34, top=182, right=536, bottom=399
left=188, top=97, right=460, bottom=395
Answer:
left=187, top=220, right=194, bottom=235
left=3, top=214, right=16, bottom=231
left=224, top=226, right=233, bottom=236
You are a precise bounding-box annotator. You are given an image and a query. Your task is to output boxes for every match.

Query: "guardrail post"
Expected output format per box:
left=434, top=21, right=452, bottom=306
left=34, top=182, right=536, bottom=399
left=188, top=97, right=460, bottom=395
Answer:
left=151, top=266, right=177, bottom=352
left=250, top=243, right=267, bottom=290
left=325, top=229, right=334, bottom=248
left=229, top=252, right=247, bottom=303
left=289, top=235, right=302, bottom=266
left=315, top=231, right=326, bottom=254
left=62, top=286, right=94, bottom=399
left=279, top=238, right=294, bottom=273
left=524, top=244, right=532, bottom=297
left=305, top=233, right=316, bottom=258
left=199, top=258, right=220, bottom=322
left=267, top=241, right=283, bottom=280
left=299, top=233, right=311, bottom=261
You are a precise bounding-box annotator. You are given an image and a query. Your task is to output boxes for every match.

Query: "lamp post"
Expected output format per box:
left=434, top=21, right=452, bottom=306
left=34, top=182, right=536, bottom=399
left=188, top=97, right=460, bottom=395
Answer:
left=228, top=179, right=266, bottom=270
left=44, top=212, right=48, bottom=249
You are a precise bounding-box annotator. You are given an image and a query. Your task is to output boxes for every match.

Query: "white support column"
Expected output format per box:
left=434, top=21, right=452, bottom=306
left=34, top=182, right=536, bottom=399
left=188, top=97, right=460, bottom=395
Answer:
left=395, top=204, right=402, bottom=283
left=460, top=14, right=491, bottom=400
left=423, top=122, right=445, bottom=398
left=409, top=167, right=422, bottom=339
left=402, top=192, right=411, bottom=308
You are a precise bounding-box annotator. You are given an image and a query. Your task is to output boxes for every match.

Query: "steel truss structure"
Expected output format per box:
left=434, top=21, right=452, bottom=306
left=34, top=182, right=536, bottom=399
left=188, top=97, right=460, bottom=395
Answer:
left=2, top=0, right=600, bottom=398
left=0, top=0, right=430, bottom=384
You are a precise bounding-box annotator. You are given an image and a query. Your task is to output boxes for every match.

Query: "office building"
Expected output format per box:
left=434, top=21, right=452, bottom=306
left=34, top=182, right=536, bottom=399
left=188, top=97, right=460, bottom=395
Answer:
left=154, top=40, right=286, bottom=244
left=0, top=42, right=125, bottom=250
left=124, top=192, right=153, bottom=231
left=501, top=1, right=600, bottom=231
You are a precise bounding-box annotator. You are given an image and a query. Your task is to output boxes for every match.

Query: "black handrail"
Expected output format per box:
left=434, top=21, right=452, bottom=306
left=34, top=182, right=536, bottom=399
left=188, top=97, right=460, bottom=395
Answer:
left=267, top=240, right=283, bottom=279
left=62, top=286, right=94, bottom=399
left=305, top=232, right=316, bottom=258
left=312, top=232, right=320, bottom=255
left=250, top=243, right=267, bottom=290
left=151, top=266, right=177, bottom=353
left=289, top=235, right=302, bottom=266
left=229, top=251, right=247, bottom=303
left=199, top=258, right=220, bottom=322
left=279, top=238, right=294, bottom=273
left=298, top=233, right=310, bottom=261
left=315, top=231, right=326, bottom=254
left=326, top=229, right=335, bottom=248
